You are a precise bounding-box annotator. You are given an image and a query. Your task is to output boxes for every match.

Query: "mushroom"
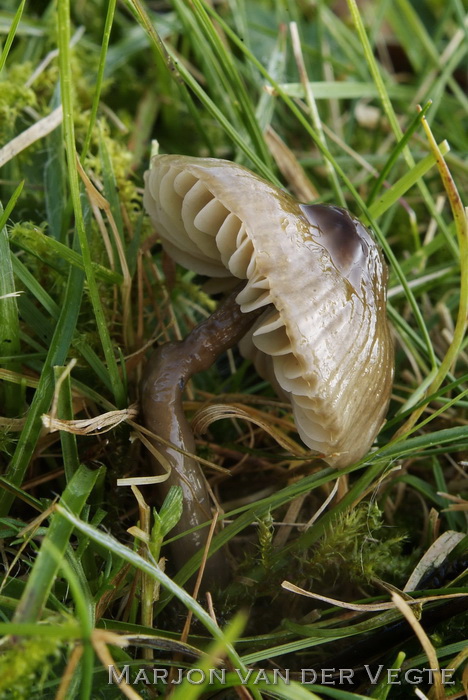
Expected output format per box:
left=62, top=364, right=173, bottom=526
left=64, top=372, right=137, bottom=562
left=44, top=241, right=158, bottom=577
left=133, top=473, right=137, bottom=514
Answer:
left=141, top=154, right=394, bottom=584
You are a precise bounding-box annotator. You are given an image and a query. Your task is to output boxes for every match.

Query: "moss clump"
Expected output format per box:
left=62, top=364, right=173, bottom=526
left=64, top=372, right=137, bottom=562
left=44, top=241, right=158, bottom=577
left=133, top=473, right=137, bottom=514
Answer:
left=300, top=503, right=409, bottom=590
left=0, top=635, right=62, bottom=699
left=0, top=64, right=36, bottom=142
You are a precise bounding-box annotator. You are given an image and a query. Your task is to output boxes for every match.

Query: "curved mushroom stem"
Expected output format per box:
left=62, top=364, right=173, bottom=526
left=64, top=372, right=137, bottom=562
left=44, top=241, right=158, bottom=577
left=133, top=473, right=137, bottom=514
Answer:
left=140, top=286, right=264, bottom=590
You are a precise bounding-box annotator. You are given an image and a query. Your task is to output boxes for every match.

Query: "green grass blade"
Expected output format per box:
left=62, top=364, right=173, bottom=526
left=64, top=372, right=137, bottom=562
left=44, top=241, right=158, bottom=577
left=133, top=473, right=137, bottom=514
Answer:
left=171, top=613, right=248, bottom=700
left=57, top=0, right=125, bottom=407
left=60, top=550, right=96, bottom=699
left=54, top=365, right=80, bottom=482
left=81, top=0, right=117, bottom=161
left=13, top=463, right=103, bottom=623
left=367, top=100, right=432, bottom=206
left=125, top=0, right=280, bottom=184
left=379, top=425, right=468, bottom=459
left=51, top=504, right=257, bottom=681
left=345, top=0, right=455, bottom=251
left=0, top=263, right=84, bottom=516
left=367, top=140, right=450, bottom=221
left=11, top=254, right=60, bottom=318
left=275, top=81, right=413, bottom=100
left=0, top=181, right=24, bottom=232
left=9, top=223, right=123, bottom=285
left=0, top=0, right=26, bottom=73
left=0, top=196, right=23, bottom=416
left=189, top=0, right=272, bottom=166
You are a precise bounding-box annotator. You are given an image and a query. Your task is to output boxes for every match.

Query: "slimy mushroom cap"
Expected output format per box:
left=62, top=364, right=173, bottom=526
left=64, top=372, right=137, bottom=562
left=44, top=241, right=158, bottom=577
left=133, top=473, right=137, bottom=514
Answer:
left=144, top=155, right=394, bottom=467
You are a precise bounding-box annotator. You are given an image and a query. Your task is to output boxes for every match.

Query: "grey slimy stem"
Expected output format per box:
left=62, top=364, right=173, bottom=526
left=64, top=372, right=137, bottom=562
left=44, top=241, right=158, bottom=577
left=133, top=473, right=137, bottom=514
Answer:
left=140, top=286, right=264, bottom=589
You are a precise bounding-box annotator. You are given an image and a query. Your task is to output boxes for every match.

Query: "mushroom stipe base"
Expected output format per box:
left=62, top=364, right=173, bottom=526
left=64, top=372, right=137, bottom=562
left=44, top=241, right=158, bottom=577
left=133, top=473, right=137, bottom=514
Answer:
left=140, top=285, right=266, bottom=589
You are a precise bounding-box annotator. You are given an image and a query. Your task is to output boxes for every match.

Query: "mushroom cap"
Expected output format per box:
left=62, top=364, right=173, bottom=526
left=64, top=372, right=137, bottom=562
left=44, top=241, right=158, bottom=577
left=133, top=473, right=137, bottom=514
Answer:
left=144, top=154, right=394, bottom=467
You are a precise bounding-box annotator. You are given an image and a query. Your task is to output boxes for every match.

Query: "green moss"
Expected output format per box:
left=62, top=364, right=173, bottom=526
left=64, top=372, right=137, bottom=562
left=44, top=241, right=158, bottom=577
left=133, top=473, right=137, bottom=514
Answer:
left=300, top=503, right=409, bottom=589
left=0, top=64, right=36, bottom=142
left=0, top=636, right=62, bottom=699
left=256, top=509, right=274, bottom=570
left=83, top=119, right=142, bottom=223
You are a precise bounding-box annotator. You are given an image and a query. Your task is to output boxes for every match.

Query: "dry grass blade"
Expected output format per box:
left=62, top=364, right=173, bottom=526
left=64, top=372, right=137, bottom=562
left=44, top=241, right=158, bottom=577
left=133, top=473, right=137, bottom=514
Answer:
left=0, top=291, right=22, bottom=299
left=41, top=404, right=139, bottom=434
left=54, top=644, right=83, bottom=700
left=92, top=630, right=141, bottom=700
left=403, top=531, right=465, bottom=591
left=117, top=474, right=170, bottom=486
left=281, top=580, right=468, bottom=612
left=192, top=403, right=306, bottom=455
left=427, top=646, right=468, bottom=700
left=438, top=491, right=468, bottom=512
left=0, top=107, right=63, bottom=167
left=414, top=690, right=430, bottom=700
left=302, top=479, right=340, bottom=530
left=76, top=157, right=133, bottom=346
left=0, top=417, right=26, bottom=431
left=134, top=422, right=230, bottom=475
left=264, top=126, right=318, bottom=201
left=391, top=592, right=443, bottom=700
